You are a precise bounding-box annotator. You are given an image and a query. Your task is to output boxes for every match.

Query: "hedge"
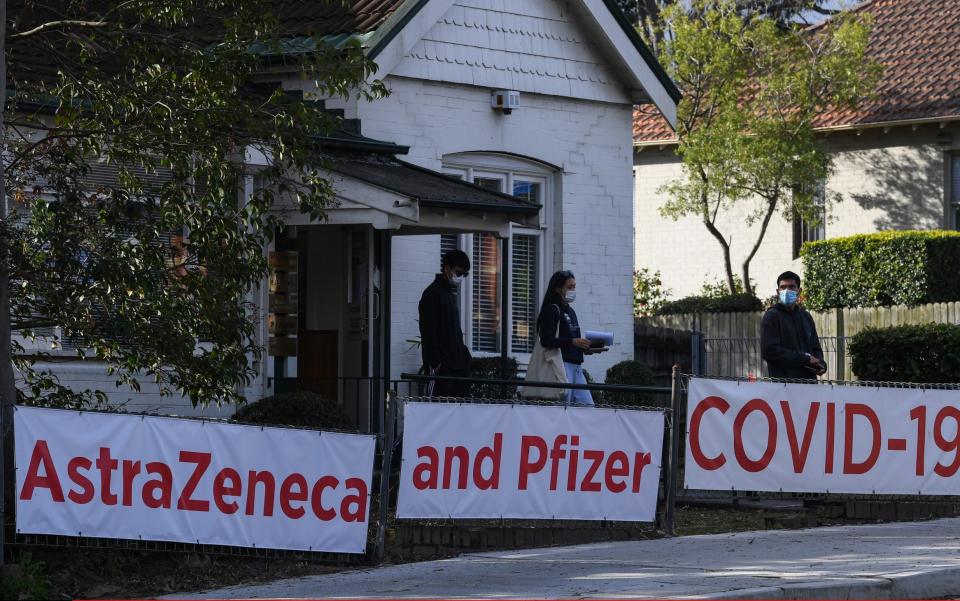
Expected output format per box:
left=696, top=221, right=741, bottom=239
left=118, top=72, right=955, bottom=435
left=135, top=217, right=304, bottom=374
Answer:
left=602, top=360, right=656, bottom=405
left=469, top=356, right=519, bottom=398
left=801, top=230, right=960, bottom=311
left=232, top=390, right=356, bottom=430
left=656, top=293, right=763, bottom=315
left=848, top=323, right=960, bottom=383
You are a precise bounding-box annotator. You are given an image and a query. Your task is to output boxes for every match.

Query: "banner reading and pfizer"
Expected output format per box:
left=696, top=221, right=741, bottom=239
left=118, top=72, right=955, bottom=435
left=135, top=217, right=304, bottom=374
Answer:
left=396, top=402, right=664, bottom=522
left=686, top=377, right=960, bottom=495
left=15, top=406, right=375, bottom=553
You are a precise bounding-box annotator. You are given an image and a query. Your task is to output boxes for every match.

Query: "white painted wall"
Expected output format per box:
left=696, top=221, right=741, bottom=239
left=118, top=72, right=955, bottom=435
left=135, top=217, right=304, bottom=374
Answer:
left=359, top=75, right=636, bottom=381
left=635, top=124, right=960, bottom=298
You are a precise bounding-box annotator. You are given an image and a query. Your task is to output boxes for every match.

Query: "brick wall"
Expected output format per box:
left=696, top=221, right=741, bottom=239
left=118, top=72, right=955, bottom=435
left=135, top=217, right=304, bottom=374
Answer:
left=360, top=76, right=637, bottom=381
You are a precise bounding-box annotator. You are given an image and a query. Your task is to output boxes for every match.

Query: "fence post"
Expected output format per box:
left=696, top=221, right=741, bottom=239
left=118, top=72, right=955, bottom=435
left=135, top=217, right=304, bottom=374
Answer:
left=375, top=391, right=397, bottom=562
left=835, top=308, right=846, bottom=380
left=691, top=332, right=706, bottom=375
left=665, top=365, right=682, bottom=537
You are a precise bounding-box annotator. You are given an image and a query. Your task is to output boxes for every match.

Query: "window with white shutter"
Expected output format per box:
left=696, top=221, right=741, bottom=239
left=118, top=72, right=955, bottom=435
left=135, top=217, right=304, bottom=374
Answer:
left=511, top=233, right=538, bottom=353
left=440, top=153, right=553, bottom=357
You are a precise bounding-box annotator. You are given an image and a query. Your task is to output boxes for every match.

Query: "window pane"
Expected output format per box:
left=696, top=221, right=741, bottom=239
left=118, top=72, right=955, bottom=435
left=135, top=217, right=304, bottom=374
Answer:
left=471, top=233, right=500, bottom=353
left=952, top=155, right=960, bottom=230
left=511, top=234, right=538, bottom=353
left=474, top=177, right=503, bottom=193
left=513, top=180, right=541, bottom=204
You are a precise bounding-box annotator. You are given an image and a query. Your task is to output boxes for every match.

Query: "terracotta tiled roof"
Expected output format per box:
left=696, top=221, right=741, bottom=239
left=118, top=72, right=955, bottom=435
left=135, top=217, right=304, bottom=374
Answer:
left=633, top=0, right=960, bottom=145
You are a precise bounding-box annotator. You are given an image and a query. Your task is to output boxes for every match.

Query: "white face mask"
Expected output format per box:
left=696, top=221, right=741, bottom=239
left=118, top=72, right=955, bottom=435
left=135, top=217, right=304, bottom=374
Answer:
left=450, top=274, right=465, bottom=286
left=564, top=291, right=576, bottom=303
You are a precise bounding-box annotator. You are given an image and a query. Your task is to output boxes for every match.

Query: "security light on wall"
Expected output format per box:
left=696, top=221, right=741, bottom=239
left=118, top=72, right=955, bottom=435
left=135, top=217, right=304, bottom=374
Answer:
left=491, top=90, right=520, bottom=114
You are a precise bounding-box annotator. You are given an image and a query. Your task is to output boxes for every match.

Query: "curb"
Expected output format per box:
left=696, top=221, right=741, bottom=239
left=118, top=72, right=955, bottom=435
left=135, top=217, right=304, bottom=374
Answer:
left=686, top=566, right=960, bottom=600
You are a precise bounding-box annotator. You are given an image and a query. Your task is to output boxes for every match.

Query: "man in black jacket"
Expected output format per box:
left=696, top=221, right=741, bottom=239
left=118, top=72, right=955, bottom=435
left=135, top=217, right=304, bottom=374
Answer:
left=419, top=249, right=472, bottom=396
left=761, top=271, right=825, bottom=380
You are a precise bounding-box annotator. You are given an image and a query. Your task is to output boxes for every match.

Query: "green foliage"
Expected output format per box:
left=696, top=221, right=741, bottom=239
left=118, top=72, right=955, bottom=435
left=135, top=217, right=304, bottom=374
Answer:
left=634, top=268, right=672, bottom=316
left=801, top=231, right=960, bottom=310
left=0, top=553, right=51, bottom=601
left=232, top=390, right=356, bottom=430
left=5, top=1, right=385, bottom=407
left=656, top=0, right=877, bottom=295
left=469, top=356, right=519, bottom=398
left=849, top=324, right=960, bottom=383
left=698, top=276, right=754, bottom=298
left=603, top=360, right=657, bottom=405
left=657, top=293, right=763, bottom=315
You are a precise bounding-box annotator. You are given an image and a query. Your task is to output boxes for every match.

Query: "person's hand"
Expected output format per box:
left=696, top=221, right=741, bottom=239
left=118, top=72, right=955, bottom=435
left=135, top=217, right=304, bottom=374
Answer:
left=573, top=338, right=591, bottom=350
left=808, top=355, right=821, bottom=366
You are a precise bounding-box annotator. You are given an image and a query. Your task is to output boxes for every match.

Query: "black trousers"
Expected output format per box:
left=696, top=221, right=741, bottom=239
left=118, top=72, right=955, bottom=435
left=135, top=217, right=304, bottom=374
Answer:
left=427, top=364, right=471, bottom=398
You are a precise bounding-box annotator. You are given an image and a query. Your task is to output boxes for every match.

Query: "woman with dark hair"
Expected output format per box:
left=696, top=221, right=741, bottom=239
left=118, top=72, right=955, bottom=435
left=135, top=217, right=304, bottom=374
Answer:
left=537, top=270, right=594, bottom=406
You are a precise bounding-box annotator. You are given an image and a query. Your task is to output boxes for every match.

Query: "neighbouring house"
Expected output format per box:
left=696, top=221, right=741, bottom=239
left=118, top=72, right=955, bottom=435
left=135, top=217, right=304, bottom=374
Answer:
left=24, top=0, right=680, bottom=422
left=633, top=0, right=960, bottom=298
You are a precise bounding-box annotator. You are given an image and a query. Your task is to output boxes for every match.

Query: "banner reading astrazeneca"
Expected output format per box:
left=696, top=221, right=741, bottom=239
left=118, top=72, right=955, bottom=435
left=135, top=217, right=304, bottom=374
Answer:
left=686, top=377, right=960, bottom=495
left=396, top=402, right=664, bottom=521
left=15, top=406, right=375, bottom=553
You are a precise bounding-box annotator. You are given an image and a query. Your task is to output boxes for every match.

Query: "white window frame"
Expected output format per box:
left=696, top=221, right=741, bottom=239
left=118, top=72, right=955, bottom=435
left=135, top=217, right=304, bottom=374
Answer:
left=440, top=153, right=555, bottom=361
left=950, top=153, right=960, bottom=230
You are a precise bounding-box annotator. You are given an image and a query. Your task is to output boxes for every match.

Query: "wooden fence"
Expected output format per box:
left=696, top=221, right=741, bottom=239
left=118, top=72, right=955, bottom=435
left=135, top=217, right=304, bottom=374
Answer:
left=636, top=301, right=960, bottom=380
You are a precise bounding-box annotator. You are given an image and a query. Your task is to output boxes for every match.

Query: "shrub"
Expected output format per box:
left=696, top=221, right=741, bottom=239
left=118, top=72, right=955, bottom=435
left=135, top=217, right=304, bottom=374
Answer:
left=849, top=323, right=960, bottom=383
left=634, top=268, right=671, bottom=317
left=603, top=360, right=656, bottom=405
left=470, top=356, right=519, bottom=398
left=801, top=230, right=960, bottom=310
left=698, top=276, right=754, bottom=298
left=656, top=293, right=763, bottom=315
left=232, top=390, right=356, bottom=430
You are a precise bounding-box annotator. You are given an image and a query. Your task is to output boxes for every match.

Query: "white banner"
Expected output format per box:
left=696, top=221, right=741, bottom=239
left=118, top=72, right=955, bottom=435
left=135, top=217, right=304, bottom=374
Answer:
left=15, top=406, right=375, bottom=553
left=686, top=377, right=960, bottom=495
left=397, top=402, right=664, bottom=521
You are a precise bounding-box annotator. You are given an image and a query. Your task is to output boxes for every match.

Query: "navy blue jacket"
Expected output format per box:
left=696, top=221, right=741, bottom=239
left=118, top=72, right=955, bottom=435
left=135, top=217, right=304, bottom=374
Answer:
left=538, top=303, right=584, bottom=365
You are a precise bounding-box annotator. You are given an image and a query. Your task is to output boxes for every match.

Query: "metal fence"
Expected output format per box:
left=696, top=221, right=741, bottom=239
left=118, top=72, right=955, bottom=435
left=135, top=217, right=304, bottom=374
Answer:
left=698, top=336, right=850, bottom=380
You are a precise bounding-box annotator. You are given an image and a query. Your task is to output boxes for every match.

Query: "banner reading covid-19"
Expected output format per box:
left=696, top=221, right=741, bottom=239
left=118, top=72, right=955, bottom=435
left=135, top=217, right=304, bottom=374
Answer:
left=686, top=377, right=960, bottom=495
left=396, top=402, right=665, bottom=522
left=15, top=406, right=375, bottom=553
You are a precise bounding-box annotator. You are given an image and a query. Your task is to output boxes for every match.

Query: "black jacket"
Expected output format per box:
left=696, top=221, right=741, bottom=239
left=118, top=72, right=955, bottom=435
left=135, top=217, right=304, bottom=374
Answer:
left=539, top=303, right=584, bottom=365
left=418, top=274, right=471, bottom=371
left=760, top=304, right=824, bottom=379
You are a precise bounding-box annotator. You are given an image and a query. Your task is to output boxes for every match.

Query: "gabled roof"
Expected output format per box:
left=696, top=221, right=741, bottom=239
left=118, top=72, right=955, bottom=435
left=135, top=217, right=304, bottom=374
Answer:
left=271, top=0, right=680, bottom=126
left=634, top=0, right=960, bottom=145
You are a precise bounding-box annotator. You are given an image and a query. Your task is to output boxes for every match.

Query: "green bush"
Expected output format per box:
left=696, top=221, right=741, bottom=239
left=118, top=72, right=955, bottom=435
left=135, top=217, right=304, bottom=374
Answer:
left=656, top=293, right=762, bottom=315
left=470, top=356, right=519, bottom=398
left=849, top=323, right=960, bottom=383
left=232, top=390, right=356, bottom=430
left=634, top=267, right=671, bottom=317
left=801, top=230, right=960, bottom=310
left=603, top=360, right=656, bottom=405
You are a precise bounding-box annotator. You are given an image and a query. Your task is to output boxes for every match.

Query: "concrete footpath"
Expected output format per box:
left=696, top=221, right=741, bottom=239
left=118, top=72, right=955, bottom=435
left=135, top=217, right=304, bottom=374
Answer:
left=172, top=518, right=960, bottom=600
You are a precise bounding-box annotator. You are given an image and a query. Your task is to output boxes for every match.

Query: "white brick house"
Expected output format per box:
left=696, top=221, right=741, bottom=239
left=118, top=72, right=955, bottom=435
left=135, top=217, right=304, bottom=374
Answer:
left=29, top=0, right=678, bottom=418
left=633, top=0, right=960, bottom=299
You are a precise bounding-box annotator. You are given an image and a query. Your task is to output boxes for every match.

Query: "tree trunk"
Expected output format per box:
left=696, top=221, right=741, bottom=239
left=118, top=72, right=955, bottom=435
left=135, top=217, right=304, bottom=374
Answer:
left=703, top=218, right=736, bottom=294
left=0, top=0, right=14, bottom=564
left=741, top=196, right=779, bottom=297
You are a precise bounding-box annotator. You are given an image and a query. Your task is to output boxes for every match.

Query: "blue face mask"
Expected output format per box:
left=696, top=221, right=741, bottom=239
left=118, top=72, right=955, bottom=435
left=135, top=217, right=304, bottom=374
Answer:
left=779, top=289, right=799, bottom=306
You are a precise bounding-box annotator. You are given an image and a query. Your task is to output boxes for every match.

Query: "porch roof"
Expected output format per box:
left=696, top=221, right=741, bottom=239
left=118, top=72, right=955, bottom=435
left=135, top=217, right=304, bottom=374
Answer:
left=328, top=154, right=540, bottom=216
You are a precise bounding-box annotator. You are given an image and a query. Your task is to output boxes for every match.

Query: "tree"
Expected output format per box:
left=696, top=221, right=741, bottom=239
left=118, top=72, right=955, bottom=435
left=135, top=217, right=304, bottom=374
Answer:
left=656, top=0, right=878, bottom=295
left=614, top=0, right=847, bottom=57
left=2, top=0, right=385, bottom=408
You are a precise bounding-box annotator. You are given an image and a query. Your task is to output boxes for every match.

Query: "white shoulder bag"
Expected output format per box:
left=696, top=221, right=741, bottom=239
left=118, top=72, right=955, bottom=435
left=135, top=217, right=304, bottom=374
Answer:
left=518, top=305, right=567, bottom=400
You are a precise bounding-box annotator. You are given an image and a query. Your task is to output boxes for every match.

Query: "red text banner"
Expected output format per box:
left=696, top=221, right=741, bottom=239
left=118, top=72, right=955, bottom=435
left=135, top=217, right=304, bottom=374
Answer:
left=15, top=406, right=375, bottom=553
left=396, top=402, right=664, bottom=521
left=686, top=377, right=960, bottom=495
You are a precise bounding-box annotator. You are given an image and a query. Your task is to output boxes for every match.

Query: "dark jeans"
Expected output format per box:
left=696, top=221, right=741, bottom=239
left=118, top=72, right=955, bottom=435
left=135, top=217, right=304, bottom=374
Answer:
left=427, top=365, right=471, bottom=398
